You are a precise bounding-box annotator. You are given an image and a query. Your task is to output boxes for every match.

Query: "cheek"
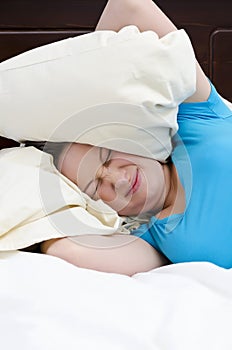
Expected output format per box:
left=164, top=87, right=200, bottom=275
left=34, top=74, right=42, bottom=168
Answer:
left=145, top=162, right=164, bottom=186
left=97, top=186, right=131, bottom=213
left=97, top=186, right=115, bottom=202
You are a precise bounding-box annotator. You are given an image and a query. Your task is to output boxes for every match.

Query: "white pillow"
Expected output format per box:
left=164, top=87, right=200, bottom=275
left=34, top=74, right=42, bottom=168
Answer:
left=0, top=26, right=196, bottom=161
left=0, top=147, right=123, bottom=250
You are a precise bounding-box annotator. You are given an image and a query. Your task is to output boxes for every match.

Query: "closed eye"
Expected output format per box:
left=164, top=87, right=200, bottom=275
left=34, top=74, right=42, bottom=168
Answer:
left=91, top=178, right=102, bottom=199
left=83, top=178, right=100, bottom=199
left=83, top=148, right=112, bottom=199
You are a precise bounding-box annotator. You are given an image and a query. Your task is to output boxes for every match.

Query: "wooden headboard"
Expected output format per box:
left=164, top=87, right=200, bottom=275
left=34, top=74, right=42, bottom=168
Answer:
left=0, top=0, right=231, bottom=148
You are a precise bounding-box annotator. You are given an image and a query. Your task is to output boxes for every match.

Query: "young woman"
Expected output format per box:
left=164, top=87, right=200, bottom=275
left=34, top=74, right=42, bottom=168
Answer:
left=40, top=0, right=232, bottom=276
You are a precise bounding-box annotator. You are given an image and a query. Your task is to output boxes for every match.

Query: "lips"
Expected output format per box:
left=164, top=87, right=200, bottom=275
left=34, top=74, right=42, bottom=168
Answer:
left=127, top=168, right=141, bottom=196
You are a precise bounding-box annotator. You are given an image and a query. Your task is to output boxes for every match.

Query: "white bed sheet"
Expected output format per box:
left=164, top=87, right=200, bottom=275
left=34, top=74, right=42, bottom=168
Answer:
left=1, top=251, right=232, bottom=350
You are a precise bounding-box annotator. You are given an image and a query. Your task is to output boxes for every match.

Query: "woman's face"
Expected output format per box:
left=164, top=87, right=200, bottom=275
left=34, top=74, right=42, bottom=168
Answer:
left=58, top=143, right=168, bottom=216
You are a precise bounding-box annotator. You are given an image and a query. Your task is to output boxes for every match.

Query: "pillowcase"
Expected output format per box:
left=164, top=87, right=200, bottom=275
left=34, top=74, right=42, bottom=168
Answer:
left=0, top=147, right=123, bottom=250
left=0, top=26, right=196, bottom=161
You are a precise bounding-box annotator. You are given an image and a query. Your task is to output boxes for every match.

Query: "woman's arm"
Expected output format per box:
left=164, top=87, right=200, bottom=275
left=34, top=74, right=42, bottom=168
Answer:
left=96, top=0, right=211, bottom=103
left=41, top=235, right=168, bottom=276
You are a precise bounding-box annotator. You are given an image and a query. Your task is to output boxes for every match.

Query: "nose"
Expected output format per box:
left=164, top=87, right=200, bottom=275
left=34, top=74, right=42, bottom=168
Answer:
left=98, top=164, right=129, bottom=193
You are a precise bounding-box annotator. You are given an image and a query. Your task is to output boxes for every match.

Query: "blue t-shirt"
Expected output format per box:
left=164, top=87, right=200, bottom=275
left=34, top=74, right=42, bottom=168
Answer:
left=132, top=84, right=232, bottom=268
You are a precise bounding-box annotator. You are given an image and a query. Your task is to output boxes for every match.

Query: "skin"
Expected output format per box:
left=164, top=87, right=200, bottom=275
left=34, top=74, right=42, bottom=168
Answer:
left=57, top=143, right=182, bottom=218
left=41, top=143, right=184, bottom=276
left=41, top=0, right=211, bottom=276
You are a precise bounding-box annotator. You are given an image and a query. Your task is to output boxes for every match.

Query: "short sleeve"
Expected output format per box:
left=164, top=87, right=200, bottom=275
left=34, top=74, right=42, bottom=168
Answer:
left=178, top=83, right=232, bottom=120
left=131, top=223, right=161, bottom=251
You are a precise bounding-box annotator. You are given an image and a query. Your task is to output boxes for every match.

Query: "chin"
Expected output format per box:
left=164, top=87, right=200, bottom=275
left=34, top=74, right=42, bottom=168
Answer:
left=118, top=203, right=148, bottom=217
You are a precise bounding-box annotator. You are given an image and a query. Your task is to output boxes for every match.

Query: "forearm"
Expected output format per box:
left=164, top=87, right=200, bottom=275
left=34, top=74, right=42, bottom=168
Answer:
left=41, top=235, right=168, bottom=276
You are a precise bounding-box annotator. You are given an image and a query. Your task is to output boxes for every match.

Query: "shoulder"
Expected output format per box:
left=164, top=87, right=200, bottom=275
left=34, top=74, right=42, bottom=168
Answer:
left=178, top=82, right=232, bottom=120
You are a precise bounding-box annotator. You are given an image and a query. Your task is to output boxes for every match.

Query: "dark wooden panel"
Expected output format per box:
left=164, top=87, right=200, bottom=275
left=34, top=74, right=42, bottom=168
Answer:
left=156, top=0, right=232, bottom=79
left=0, top=1, right=231, bottom=33
left=0, top=136, right=19, bottom=149
left=0, top=0, right=107, bottom=29
left=0, top=30, right=88, bottom=62
left=210, top=29, right=232, bottom=101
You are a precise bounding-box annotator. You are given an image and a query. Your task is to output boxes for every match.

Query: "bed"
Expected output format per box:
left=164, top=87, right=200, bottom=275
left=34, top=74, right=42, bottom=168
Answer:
left=1, top=250, right=232, bottom=350
left=1, top=1, right=232, bottom=349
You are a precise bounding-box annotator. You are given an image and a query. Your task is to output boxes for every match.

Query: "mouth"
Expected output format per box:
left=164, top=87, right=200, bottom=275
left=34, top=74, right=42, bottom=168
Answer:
left=127, top=168, right=141, bottom=196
